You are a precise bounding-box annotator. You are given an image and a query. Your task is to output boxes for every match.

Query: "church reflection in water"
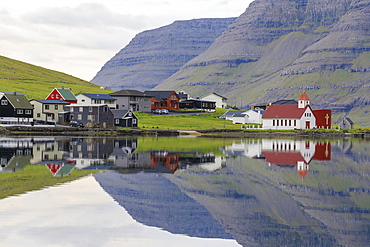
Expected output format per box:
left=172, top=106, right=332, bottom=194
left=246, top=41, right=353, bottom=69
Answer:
left=0, top=136, right=331, bottom=177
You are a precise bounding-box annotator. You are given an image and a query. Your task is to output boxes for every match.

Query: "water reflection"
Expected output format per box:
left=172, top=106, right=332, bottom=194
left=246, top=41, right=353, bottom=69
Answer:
left=0, top=136, right=369, bottom=246
left=0, top=136, right=228, bottom=175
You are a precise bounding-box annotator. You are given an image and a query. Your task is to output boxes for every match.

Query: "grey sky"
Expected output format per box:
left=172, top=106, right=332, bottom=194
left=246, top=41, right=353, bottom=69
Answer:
left=0, top=1, right=252, bottom=81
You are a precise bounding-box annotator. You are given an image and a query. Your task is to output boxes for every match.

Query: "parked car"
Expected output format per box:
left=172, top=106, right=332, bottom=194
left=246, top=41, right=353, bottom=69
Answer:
left=46, top=120, right=56, bottom=125
left=152, top=109, right=162, bottom=114
left=160, top=109, right=169, bottom=114
left=69, top=121, right=84, bottom=128
left=34, top=120, right=46, bottom=125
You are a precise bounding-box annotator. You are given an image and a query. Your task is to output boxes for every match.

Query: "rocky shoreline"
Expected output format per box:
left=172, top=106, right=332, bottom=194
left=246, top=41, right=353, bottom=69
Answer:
left=1, top=126, right=369, bottom=139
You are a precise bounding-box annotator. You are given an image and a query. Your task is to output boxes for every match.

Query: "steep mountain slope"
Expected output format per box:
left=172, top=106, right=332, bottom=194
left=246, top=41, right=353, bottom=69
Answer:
left=0, top=56, right=110, bottom=99
left=156, top=0, right=370, bottom=126
left=91, top=18, right=236, bottom=91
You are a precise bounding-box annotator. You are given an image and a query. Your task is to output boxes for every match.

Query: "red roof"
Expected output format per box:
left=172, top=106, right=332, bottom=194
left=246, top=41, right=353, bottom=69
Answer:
left=262, top=104, right=308, bottom=119
left=262, top=151, right=305, bottom=165
left=298, top=92, right=310, bottom=101
left=298, top=169, right=309, bottom=179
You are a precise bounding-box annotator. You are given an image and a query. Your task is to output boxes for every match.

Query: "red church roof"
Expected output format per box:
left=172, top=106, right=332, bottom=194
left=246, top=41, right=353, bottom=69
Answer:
left=262, top=104, right=308, bottom=119
left=298, top=92, right=310, bottom=101
left=262, top=151, right=306, bottom=165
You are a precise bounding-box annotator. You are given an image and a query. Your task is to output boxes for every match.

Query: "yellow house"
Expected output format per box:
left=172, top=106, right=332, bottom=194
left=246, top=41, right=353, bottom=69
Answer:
left=30, top=99, right=70, bottom=122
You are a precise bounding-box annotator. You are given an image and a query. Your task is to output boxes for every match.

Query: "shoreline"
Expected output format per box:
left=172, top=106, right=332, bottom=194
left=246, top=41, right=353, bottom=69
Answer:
left=1, top=126, right=369, bottom=139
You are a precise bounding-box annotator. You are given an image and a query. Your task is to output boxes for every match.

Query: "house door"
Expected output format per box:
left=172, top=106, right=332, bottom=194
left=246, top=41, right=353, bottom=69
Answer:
left=306, top=121, right=310, bottom=129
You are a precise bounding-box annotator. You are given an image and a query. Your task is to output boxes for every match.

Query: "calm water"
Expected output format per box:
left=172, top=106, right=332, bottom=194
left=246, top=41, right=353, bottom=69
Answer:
left=0, top=136, right=369, bottom=247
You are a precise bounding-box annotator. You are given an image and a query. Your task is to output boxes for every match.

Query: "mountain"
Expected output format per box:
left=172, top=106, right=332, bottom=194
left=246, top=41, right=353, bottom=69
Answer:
left=0, top=56, right=111, bottom=99
left=155, top=0, right=370, bottom=127
left=91, top=18, right=237, bottom=92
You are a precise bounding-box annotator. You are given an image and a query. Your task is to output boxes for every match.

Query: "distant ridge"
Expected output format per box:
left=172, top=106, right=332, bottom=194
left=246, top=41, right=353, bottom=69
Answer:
left=155, top=0, right=370, bottom=127
left=91, top=18, right=237, bottom=92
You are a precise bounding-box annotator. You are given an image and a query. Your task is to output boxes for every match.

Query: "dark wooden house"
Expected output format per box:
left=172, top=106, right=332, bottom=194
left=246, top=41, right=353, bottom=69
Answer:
left=0, top=93, right=34, bottom=125
left=112, top=109, right=138, bottom=128
left=180, top=99, right=216, bottom=111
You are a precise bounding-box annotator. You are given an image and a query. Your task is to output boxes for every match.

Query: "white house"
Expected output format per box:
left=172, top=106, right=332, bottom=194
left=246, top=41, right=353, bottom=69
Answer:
left=222, top=110, right=264, bottom=124
left=201, top=93, right=227, bottom=108
left=244, top=110, right=264, bottom=124
left=76, top=93, right=117, bottom=109
left=262, top=92, right=316, bottom=130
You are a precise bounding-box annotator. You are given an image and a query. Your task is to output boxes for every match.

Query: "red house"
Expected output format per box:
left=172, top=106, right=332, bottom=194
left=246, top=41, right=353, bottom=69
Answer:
left=144, top=91, right=180, bottom=111
left=45, top=88, right=77, bottom=104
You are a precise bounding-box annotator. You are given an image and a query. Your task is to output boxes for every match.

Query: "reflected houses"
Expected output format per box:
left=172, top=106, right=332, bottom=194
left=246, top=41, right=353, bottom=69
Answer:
left=30, top=137, right=76, bottom=177
left=69, top=138, right=115, bottom=170
left=149, top=152, right=222, bottom=173
left=0, top=137, right=32, bottom=172
left=30, top=137, right=70, bottom=165
left=223, top=139, right=331, bottom=179
left=109, top=138, right=151, bottom=171
left=262, top=140, right=331, bottom=179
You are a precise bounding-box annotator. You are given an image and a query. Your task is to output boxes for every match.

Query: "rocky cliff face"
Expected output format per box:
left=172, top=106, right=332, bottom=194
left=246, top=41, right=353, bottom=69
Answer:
left=155, top=0, right=370, bottom=126
left=91, top=18, right=236, bottom=91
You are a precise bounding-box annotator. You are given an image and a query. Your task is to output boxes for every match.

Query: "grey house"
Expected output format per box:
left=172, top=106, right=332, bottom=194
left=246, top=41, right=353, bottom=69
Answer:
left=59, top=104, right=114, bottom=128
left=338, top=117, right=354, bottom=129
left=109, top=89, right=152, bottom=112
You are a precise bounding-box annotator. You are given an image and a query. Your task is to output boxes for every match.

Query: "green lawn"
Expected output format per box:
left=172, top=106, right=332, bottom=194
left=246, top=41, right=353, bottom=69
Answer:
left=136, top=109, right=240, bottom=130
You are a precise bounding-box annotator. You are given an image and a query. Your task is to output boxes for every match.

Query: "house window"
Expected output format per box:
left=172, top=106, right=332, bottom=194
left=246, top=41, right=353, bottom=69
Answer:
left=79, top=107, right=83, bottom=112
left=115, top=119, right=120, bottom=124
left=45, top=105, right=49, bottom=110
left=25, top=110, right=31, bottom=115
left=103, top=106, right=108, bottom=112
left=1, top=100, right=8, bottom=105
left=70, top=107, right=74, bottom=112
left=17, top=109, right=23, bottom=114
left=55, top=105, right=58, bottom=110
left=51, top=94, right=54, bottom=99
left=89, top=106, right=93, bottom=112
left=78, top=114, right=82, bottom=120
left=56, top=94, right=60, bottom=99
left=82, top=99, right=85, bottom=102
left=37, top=113, right=41, bottom=118
left=133, top=119, right=137, bottom=124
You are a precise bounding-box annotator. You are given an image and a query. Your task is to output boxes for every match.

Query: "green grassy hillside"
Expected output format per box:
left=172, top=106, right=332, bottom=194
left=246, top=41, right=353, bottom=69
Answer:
left=0, top=56, right=112, bottom=99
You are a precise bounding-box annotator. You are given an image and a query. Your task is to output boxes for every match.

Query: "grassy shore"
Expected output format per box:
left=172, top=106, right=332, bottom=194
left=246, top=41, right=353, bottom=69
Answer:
left=0, top=165, right=100, bottom=200
left=135, top=109, right=370, bottom=133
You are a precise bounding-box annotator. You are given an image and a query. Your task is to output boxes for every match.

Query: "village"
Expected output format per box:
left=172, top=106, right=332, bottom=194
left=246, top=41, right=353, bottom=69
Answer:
left=0, top=88, right=355, bottom=130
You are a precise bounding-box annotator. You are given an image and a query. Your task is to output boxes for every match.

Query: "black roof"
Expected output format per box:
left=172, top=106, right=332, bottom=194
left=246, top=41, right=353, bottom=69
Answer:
left=110, top=89, right=150, bottom=97
left=271, top=99, right=298, bottom=105
left=144, top=91, right=176, bottom=101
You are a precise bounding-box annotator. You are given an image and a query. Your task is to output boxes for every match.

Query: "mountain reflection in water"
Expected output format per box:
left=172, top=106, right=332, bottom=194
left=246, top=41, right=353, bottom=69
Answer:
left=0, top=136, right=369, bottom=246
